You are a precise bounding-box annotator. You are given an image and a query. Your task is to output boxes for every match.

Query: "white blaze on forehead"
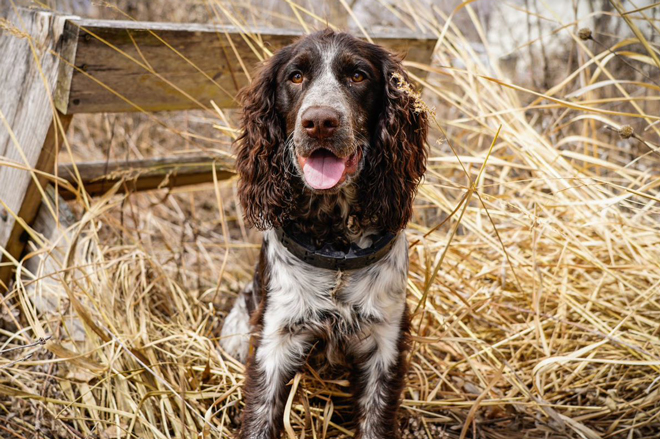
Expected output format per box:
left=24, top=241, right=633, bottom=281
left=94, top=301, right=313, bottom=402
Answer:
left=298, top=43, right=348, bottom=115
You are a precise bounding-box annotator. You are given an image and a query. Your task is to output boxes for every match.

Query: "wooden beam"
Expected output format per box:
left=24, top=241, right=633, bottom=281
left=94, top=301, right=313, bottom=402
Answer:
left=55, top=18, right=437, bottom=114
left=57, top=155, right=235, bottom=199
left=0, top=9, right=75, bottom=289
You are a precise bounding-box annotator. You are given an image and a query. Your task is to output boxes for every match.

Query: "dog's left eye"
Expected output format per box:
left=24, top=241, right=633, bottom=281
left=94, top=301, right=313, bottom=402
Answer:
left=351, top=71, right=366, bottom=83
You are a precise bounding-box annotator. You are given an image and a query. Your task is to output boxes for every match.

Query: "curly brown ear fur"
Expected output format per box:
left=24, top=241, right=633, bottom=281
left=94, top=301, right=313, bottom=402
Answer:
left=358, top=53, right=428, bottom=233
left=235, top=48, right=293, bottom=230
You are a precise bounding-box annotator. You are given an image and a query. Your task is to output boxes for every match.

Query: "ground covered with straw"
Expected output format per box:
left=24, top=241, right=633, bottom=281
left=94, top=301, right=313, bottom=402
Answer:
left=2, top=1, right=660, bottom=438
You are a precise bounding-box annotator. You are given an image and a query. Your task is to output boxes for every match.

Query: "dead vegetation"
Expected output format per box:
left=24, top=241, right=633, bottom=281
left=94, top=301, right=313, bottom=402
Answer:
left=2, top=1, right=660, bottom=438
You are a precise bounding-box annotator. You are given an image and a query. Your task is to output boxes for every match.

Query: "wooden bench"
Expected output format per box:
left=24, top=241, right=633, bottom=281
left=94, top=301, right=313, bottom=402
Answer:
left=0, top=7, right=436, bottom=288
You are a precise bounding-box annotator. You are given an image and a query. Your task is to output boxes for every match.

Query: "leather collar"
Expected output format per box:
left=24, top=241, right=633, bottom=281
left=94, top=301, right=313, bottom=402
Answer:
left=274, top=225, right=397, bottom=271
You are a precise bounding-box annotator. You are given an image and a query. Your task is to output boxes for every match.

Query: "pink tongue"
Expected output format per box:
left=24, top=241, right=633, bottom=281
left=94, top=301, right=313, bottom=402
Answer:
left=303, top=150, right=346, bottom=190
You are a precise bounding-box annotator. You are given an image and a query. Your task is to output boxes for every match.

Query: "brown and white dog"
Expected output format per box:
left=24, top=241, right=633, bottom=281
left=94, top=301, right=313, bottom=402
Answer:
left=220, top=29, right=428, bottom=439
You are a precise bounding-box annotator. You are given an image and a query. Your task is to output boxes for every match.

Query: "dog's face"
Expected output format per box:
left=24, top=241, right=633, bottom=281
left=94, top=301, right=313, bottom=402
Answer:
left=276, top=36, right=384, bottom=192
left=236, top=30, right=428, bottom=232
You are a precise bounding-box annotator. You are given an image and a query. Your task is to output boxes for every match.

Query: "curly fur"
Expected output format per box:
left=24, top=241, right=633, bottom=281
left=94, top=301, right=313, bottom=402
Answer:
left=235, top=46, right=295, bottom=230
left=357, top=62, right=428, bottom=232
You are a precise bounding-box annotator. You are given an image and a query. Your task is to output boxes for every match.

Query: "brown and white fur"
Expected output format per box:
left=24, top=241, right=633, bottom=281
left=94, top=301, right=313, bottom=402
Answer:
left=220, top=30, right=428, bottom=439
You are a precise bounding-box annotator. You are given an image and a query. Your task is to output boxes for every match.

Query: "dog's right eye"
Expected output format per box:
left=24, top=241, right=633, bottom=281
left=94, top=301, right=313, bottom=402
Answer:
left=290, top=72, right=303, bottom=84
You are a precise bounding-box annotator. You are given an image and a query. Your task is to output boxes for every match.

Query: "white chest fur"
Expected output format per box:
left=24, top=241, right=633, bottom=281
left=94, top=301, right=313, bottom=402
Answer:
left=219, top=230, right=410, bottom=364
left=262, top=229, right=409, bottom=342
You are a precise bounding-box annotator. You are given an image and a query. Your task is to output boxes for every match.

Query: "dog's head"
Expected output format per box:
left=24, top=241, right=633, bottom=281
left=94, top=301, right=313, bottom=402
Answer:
left=236, top=29, right=428, bottom=232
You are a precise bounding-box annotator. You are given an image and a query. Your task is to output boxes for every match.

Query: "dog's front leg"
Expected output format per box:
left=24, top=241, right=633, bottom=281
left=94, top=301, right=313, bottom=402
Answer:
left=350, top=313, right=410, bottom=439
left=239, top=324, right=311, bottom=439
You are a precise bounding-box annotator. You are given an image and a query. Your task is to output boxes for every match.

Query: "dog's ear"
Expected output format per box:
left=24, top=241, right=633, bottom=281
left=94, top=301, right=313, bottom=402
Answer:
left=360, top=53, right=428, bottom=233
left=235, top=49, right=293, bottom=230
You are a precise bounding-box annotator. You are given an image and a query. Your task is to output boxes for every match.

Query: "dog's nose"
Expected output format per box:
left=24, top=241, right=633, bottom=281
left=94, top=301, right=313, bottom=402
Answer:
left=301, top=107, right=340, bottom=139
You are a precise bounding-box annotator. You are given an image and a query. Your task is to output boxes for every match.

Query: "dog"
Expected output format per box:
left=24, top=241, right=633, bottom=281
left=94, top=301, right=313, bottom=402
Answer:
left=220, top=29, right=428, bottom=439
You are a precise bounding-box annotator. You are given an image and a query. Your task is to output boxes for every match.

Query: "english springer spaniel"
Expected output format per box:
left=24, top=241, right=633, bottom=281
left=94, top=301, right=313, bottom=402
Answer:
left=220, top=29, right=428, bottom=439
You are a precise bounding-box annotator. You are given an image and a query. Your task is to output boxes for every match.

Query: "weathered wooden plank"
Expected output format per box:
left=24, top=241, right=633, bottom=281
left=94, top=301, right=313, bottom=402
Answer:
left=57, top=154, right=235, bottom=199
left=0, top=8, right=76, bottom=288
left=55, top=18, right=437, bottom=114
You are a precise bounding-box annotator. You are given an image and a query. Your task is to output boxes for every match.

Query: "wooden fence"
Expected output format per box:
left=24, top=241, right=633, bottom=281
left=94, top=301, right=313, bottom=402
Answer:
left=0, top=7, right=435, bottom=288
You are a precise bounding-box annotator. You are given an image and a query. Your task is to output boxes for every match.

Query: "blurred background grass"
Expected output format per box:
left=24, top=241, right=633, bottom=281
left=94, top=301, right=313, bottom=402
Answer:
left=1, top=1, right=660, bottom=438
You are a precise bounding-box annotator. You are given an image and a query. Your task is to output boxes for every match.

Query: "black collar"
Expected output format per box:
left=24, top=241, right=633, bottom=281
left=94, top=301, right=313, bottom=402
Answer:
left=274, top=225, right=398, bottom=271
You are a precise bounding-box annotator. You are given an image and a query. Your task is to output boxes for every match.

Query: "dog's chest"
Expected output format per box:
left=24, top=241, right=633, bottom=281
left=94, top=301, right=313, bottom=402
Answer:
left=263, top=230, right=408, bottom=337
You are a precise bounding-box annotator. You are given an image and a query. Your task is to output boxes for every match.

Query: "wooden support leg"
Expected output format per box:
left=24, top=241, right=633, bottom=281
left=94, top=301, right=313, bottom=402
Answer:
left=0, top=9, right=75, bottom=290
left=0, top=115, right=72, bottom=288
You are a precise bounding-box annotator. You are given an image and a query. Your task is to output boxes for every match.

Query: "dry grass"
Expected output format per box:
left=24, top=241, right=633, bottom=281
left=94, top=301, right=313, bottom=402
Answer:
left=2, top=1, right=660, bottom=438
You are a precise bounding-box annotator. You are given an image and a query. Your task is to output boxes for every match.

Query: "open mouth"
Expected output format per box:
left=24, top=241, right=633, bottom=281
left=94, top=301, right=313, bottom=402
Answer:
left=297, top=148, right=361, bottom=190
